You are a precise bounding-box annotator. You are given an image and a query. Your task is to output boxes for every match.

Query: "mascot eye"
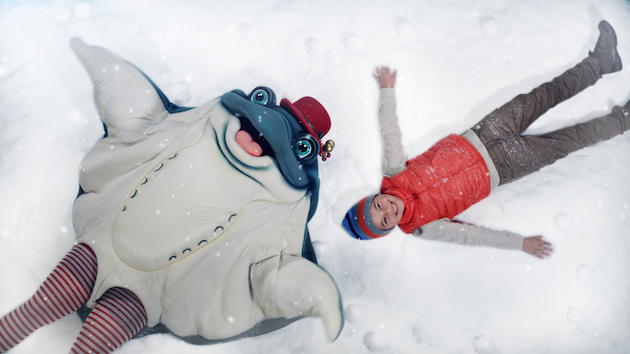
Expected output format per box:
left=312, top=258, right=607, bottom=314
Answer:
left=248, top=86, right=276, bottom=106
left=250, top=89, right=269, bottom=105
left=294, top=139, right=315, bottom=159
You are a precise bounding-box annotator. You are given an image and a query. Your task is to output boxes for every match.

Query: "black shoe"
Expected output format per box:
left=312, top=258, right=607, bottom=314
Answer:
left=589, top=20, right=622, bottom=75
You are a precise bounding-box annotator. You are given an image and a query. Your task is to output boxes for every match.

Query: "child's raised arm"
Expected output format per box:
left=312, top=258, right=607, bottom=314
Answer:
left=373, top=66, right=397, bottom=88
left=374, top=66, right=406, bottom=177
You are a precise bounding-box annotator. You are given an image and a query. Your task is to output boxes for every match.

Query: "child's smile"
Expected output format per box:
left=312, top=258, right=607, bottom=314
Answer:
left=371, top=193, right=404, bottom=230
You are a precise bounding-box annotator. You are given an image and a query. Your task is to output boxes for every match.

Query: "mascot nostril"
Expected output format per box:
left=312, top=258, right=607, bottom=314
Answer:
left=3, top=38, right=344, bottom=350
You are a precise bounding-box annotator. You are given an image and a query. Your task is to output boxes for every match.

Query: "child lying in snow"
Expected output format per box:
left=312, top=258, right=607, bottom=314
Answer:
left=342, top=20, right=628, bottom=259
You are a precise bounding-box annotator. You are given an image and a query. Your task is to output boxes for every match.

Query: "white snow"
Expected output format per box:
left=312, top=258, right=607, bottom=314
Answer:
left=1, top=0, right=630, bottom=353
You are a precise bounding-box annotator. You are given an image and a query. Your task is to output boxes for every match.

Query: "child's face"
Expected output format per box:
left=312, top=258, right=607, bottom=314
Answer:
left=370, top=193, right=404, bottom=230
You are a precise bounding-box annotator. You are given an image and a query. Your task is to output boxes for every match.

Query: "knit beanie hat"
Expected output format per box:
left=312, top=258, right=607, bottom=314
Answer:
left=342, top=194, right=393, bottom=240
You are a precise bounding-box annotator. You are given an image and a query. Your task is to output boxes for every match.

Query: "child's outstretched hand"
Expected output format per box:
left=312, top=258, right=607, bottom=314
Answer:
left=522, top=236, right=553, bottom=259
left=373, top=66, right=397, bottom=88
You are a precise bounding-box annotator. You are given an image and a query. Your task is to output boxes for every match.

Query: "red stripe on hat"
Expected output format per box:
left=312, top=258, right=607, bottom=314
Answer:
left=357, top=198, right=384, bottom=239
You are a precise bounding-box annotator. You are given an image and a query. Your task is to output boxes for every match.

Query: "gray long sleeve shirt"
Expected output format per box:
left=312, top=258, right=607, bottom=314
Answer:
left=377, top=88, right=524, bottom=250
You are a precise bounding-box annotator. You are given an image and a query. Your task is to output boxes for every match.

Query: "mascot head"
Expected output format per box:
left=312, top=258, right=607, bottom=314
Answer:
left=221, top=87, right=334, bottom=220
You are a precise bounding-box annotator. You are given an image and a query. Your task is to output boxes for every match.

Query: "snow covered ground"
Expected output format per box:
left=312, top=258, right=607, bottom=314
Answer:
left=1, top=0, right=630, bottom=353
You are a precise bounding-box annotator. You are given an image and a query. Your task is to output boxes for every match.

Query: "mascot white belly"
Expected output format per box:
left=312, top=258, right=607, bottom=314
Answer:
left=70, top=38, right=341, bottom=341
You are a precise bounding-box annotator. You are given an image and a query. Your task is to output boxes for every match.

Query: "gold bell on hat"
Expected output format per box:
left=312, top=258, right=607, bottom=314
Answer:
left=321, top=140, right=335, bottom=161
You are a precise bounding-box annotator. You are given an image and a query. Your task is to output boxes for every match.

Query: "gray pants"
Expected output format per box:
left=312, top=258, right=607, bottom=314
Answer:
left=471, top=56, right=629, bottom=185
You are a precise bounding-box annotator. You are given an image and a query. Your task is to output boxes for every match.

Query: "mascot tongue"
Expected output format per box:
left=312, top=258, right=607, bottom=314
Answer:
left=235, top=130, right=263, bottom=157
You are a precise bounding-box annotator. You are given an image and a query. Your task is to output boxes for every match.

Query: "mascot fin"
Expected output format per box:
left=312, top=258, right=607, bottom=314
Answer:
left=250, top=253, right=343, bottom=340
left=70, top=38, right=169, bottom=142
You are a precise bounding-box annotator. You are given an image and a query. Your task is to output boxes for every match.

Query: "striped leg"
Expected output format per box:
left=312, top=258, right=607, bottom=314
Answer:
left=70, top=287, right=147, bottom=354
left=0, top=244, right=97, bottom=352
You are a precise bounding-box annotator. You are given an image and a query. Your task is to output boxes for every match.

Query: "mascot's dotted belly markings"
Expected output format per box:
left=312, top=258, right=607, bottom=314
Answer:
left=112, top=122, right=277, bottom=272
left=118, top=150, right=235, bottom=265
left=71, top=37, right=343, bottom=342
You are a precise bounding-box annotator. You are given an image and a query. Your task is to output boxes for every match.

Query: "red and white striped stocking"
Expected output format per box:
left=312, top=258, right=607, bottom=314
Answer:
left=0, top=243, right=97, bottom=352
left=69, top=287, right=147, bottom=354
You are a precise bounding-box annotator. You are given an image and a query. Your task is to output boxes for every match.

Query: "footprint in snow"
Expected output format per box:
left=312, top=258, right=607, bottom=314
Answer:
left=341, top=32, right=365, bottom=54
left=393, top=16, right=415, bottom=39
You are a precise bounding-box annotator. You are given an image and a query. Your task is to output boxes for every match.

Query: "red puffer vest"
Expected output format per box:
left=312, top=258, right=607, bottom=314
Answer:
left=381, top=134, right=491, bottom=233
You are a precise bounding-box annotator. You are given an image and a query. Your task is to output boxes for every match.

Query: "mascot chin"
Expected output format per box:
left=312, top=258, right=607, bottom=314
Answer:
left=0, top=38, right=341, bottom=353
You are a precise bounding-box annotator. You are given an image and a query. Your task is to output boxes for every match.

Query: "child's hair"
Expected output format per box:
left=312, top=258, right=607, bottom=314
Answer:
left=342, top=194, right=393, bottom=240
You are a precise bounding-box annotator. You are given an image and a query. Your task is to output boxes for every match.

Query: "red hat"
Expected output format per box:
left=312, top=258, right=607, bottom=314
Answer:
left=281, top=97, right=334, bottom=160
left=280, top=97, right=331, bottom=142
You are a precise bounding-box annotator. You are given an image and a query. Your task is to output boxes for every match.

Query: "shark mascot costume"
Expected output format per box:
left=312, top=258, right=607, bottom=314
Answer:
left=0, top=38, right=341, bottom=353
